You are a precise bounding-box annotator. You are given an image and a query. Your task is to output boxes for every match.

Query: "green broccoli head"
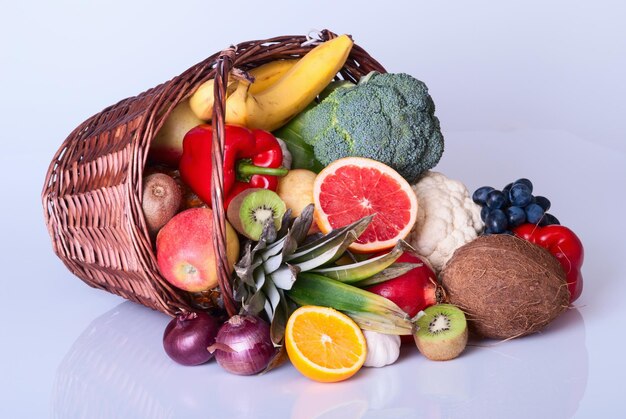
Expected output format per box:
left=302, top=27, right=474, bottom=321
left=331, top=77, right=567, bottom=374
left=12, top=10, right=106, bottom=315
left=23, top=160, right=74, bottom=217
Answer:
left=297, top=72, right=444, bottom=183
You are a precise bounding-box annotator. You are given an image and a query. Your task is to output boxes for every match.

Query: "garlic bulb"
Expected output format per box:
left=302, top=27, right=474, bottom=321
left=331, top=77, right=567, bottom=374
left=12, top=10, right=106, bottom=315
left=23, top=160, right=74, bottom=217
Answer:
left=363, top=330, right=401, bottom=368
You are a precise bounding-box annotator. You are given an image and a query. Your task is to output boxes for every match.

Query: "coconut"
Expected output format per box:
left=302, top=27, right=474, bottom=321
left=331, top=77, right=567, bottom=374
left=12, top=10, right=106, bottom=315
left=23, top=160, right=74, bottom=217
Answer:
left=440, top=234, right=570, bottom=340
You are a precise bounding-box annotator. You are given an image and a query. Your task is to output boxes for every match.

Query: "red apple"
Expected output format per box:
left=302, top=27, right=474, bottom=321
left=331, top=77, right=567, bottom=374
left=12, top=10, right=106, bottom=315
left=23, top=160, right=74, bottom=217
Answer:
left=156, top=208, right=240, bottom=292
left=366, top=252, right=440, bottom=343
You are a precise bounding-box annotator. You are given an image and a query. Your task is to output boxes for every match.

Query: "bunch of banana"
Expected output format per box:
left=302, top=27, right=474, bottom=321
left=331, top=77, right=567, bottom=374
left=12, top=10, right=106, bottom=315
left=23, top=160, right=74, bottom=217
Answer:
left=189, top=34, right=353, bottom=132
left=189, top=59, right=298, bottom=120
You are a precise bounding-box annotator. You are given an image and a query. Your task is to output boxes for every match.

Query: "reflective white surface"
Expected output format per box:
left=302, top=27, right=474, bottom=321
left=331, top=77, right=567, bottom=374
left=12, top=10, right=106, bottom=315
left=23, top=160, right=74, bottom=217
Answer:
left=51, top=301, right=589, bottom=419
left=50, top=301, right=588, bottom=419
left=3, top=1, right=625, bottom=418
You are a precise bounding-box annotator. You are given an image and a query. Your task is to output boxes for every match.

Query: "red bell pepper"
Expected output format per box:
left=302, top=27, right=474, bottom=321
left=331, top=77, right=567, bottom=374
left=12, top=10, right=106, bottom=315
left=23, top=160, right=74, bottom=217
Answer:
left=513, top=223, right=584, bottom=303
left=179, top=124, right=287, bottom=208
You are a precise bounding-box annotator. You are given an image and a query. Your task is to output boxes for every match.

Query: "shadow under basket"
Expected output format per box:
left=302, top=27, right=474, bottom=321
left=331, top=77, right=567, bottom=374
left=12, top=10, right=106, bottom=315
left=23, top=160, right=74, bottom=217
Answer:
left=41, top=30, right=385, bottom=317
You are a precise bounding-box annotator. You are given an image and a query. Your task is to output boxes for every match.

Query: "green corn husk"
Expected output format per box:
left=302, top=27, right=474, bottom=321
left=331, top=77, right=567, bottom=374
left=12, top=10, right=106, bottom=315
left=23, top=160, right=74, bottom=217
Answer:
left=310, top=240, right=410, bottom=283
left=286, top=272, right=413, bottom=335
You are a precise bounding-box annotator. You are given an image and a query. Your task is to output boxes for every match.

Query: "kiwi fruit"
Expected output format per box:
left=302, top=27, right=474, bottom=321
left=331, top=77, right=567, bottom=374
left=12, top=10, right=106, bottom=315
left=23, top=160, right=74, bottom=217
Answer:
left=142, top=173, right=182, bottom=238
left=226, top=188, right=287, bottom=240
left=414, top=304, right=468, bottom=361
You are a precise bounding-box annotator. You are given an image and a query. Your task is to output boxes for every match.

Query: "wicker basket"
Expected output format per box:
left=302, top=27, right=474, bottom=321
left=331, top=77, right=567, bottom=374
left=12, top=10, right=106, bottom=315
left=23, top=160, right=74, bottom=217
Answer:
left=42, top=30, right=385, bottom=317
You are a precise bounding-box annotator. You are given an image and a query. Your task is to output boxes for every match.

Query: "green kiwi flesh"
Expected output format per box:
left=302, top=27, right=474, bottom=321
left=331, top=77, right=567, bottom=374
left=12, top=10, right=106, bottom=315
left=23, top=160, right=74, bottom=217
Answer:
left=414, top=304, right=468, bottom=361
left=226, top=188, right=286, bottom=240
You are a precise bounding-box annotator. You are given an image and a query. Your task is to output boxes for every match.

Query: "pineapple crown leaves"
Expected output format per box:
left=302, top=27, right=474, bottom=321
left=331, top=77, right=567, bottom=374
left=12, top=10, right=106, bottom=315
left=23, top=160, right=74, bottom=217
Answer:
left=233, top=206, right=310, bottom=318
left=232, top=204, right=419, bottom=345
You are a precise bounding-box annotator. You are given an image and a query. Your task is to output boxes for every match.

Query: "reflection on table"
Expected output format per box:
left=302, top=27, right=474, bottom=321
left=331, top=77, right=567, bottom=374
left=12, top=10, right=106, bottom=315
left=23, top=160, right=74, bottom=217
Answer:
left=53, top=301, right=588, bottom=419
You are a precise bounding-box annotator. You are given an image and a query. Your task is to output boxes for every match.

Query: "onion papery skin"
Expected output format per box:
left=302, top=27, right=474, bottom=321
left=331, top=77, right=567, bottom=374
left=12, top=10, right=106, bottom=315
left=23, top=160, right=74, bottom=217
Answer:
left=211, top=315, right=275, bottom=375
left=163, top=311, right=220, bottom=366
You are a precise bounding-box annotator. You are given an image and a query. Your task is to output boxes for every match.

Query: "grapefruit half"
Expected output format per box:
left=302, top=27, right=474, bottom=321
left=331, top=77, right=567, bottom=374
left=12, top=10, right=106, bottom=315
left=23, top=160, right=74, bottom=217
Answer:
left=313, top=157, right=418, bottom=253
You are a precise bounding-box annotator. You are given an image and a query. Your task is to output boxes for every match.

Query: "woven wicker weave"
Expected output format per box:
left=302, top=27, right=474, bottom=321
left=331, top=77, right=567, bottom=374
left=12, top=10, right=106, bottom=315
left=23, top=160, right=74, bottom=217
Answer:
left=42, top=30, right=385, bottom=317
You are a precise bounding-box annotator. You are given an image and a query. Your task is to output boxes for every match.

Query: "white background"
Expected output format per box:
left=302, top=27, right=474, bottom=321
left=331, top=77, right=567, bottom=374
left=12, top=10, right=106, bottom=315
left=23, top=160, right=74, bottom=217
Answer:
left=2, top=1, right=625, bottom=418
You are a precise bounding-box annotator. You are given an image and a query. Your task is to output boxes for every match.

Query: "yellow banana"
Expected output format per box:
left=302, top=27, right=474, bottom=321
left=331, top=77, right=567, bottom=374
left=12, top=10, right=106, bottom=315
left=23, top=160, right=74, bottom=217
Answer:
left=189, top=59, right=298, bottom=120
left=189, top=78, right=237, bottom=120
left=249, top=59, right=298, bottom=94
left=224, top=80, right=251, bottom=127
left=234, top=35, right=354, bottom=131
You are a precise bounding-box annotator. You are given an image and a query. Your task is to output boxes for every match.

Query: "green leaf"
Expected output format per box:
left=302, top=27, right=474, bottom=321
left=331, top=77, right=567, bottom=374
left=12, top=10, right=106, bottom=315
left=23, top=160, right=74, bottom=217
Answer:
left=260, top=205, right=313, bottom=260
left=254, top=266, right=266, bottom=289
left=276, top=209, right=293, bottom=238
left=286, top=214, right=373, bottom=264
left=310, top=240, right=408, bottom=283
left=270, top=264, right=300, bottom=290
left=263, top=252, right=284, bottom=274
left=260, top=237, right=286, bottom=260
left=243, top=288, right=267, bottom=315
left=263, top=280, right=281, bottom=320
left=269, top=289, right=292, bottom=347
left=292, top=230, right=358, bottom=271
left=286, top=204, right=315, bottom=245
left=351, top=263, right=422, bottom=287
left=343, top=310, right=413, bottom=335
left=288, top=273, right=407, bottom=315
left=273, top=118, right=325, bottom=173
left=252, top=219, right=277, bottom=251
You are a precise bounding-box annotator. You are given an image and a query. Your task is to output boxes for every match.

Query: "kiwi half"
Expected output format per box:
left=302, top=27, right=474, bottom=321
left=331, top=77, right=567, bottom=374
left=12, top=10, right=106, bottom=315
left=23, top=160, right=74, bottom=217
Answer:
left=226, top=188, right=287, bottom=240
left=414, top=304, right=468, bottom=361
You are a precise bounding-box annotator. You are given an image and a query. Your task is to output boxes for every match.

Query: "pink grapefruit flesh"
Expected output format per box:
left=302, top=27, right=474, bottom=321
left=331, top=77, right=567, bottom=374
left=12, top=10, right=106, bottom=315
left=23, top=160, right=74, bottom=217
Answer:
left=313, top=157, right=418, bottom=253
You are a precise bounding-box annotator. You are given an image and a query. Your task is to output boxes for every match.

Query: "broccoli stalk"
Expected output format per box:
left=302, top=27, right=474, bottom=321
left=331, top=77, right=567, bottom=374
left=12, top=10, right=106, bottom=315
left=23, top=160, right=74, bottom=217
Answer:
left=274, top=72, right=444, bottom=183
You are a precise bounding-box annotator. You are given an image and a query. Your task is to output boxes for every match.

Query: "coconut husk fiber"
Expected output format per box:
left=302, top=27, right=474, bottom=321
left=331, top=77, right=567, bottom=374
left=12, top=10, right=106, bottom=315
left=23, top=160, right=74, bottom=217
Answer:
left=440, top=234, right=570, bottom=340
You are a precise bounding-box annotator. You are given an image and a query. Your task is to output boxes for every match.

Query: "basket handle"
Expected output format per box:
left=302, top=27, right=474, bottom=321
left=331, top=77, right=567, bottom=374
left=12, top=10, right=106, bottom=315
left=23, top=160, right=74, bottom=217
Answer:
left=211, top=47, right=238, bottom=317
left=207, top=30, right=386, bottom=318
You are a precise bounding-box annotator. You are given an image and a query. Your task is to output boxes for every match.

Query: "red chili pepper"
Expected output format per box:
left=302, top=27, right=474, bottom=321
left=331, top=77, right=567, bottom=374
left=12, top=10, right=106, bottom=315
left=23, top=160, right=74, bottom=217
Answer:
left=179, top=124, right=287, bottom=208
left=513, top=223, right=584, bottom=303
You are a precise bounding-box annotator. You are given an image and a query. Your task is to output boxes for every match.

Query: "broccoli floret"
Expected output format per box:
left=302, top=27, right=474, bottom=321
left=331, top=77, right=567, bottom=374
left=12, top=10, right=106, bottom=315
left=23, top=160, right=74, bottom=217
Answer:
left=280, top=72, right=444, bottom=183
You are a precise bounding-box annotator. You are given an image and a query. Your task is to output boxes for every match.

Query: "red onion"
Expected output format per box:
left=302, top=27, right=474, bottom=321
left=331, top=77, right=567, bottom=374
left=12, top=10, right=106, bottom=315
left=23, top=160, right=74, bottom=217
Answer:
left=163, top=311, right=220, bottom=366
left=208, top=315, right=275, bottom=375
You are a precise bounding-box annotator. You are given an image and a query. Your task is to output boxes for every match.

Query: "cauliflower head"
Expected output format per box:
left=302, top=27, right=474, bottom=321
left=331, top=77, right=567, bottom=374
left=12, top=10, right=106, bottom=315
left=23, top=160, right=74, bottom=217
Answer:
left=406, top=171, right=483, bottom=272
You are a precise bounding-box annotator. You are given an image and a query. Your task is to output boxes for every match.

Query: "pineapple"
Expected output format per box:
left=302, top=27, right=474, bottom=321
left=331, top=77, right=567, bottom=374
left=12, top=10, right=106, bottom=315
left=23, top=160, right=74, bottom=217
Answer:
left=233, top=205, right=419, bottom=345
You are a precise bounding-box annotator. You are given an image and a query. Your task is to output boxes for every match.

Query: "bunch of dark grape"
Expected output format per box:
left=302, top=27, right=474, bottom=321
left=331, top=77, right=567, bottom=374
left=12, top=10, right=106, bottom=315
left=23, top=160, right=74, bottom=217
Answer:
left=473, top=178, right=560, bottom=235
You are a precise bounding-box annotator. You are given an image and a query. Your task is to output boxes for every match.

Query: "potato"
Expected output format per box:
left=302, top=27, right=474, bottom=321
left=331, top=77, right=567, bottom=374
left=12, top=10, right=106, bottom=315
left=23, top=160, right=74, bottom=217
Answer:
left=276, top=169, right=317, bottom=217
